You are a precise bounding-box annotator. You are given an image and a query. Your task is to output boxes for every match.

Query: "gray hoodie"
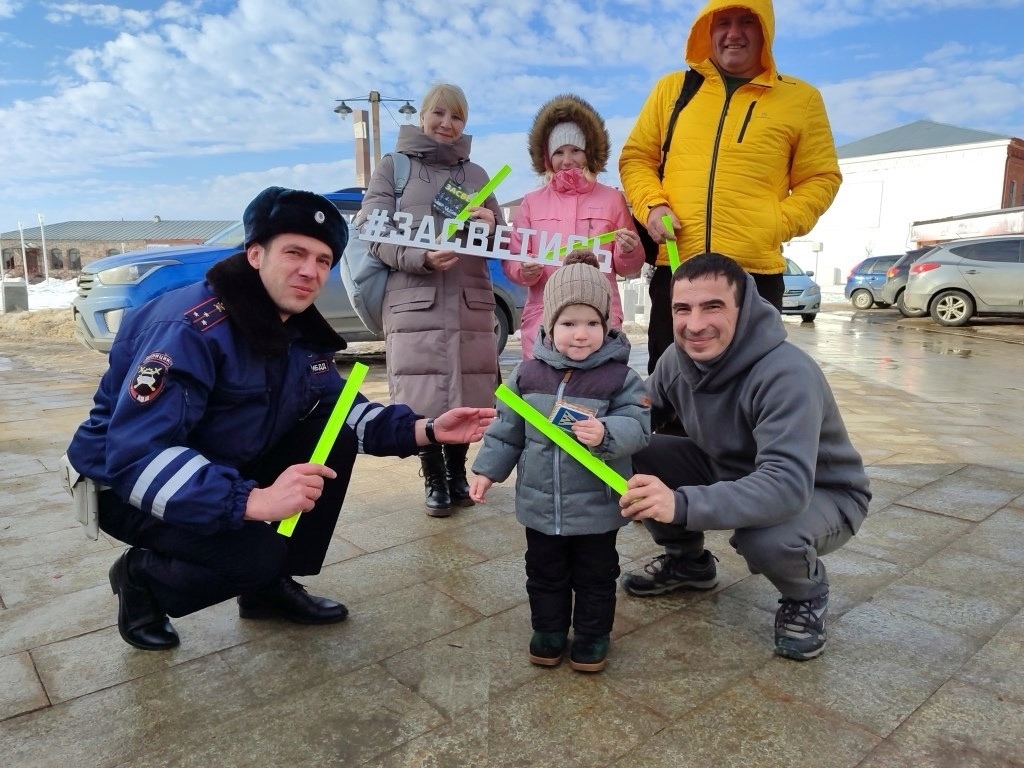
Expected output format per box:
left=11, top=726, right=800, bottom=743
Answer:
left=648, top=275, right=870, bottom=532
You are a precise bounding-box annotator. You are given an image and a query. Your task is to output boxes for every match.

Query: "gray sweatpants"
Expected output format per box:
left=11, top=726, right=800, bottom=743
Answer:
left=633, top=435, right=861, bottom=601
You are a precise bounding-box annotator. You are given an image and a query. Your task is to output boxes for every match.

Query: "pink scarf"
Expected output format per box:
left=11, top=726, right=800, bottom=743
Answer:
left=551, top=167, right=596, bottom=195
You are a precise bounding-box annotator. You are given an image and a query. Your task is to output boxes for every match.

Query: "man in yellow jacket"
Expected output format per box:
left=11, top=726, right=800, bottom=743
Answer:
left=620, top=0, right=841, bottom=373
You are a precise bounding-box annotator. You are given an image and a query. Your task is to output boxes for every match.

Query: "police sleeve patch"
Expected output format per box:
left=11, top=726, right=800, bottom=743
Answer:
left=129, top=352, right=173, bottom=404
left=309, top=359, right=331, bottom=375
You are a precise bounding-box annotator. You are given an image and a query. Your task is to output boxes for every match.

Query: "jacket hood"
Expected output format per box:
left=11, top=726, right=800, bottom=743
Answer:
left=533, top=326, right=632, bottom=370
left=672, top=273, right=787, bottom=391
left=396, top=123, right=473, bottom=166
left=527, top=94, right=610, bottom=176
left=206, top=251, right=346, bottom=356
left=685, top=0, right=777, bottom=79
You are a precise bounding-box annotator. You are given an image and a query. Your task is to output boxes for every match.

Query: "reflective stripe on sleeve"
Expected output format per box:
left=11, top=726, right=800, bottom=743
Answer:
left=347, top=401, right=384, bottom=452
left=129, top=446, right=191, bottom=508
left=150, top=455, right=212, bottom=520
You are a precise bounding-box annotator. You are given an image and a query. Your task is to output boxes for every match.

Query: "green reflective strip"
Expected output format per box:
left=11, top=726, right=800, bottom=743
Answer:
left=551, top=231, right=616, bottom=260
left=445, top=164, right=512, bottom=239
left=662, top=215, right=680, bottom=272
left=277, top=362, right=369, bottom=537
left=494, top=383, right=627, bottom=496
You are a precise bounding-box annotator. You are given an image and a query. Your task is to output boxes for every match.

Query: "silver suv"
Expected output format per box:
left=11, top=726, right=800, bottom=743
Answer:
left=903, top=235, right=1024, bottom=326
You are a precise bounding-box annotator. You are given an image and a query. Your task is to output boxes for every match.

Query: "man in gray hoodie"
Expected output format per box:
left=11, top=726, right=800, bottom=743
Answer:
left=619, top=252, right=870, bottom=660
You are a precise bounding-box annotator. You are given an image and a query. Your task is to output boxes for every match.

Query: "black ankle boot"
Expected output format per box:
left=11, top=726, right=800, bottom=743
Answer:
left=108, top=548, right=180, bottom=651
left=443, top=443, right=474, bottom=507
left=419, top=444, right=451, bottom=516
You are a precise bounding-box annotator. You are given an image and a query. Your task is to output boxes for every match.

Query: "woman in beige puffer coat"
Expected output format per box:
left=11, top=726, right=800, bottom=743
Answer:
left=360, top=83, right=505, bottom=517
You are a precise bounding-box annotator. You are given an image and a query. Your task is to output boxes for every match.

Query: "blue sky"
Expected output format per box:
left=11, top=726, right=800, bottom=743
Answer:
left=1, top=0, right=1023, bottom=232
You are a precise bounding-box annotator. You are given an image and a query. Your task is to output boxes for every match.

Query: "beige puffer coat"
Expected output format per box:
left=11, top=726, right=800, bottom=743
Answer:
left=360, top=124, right=505, bottom=414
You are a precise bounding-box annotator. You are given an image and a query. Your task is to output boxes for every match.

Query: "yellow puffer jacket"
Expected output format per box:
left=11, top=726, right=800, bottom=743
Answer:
left=619, top=0, right=841, bottom=274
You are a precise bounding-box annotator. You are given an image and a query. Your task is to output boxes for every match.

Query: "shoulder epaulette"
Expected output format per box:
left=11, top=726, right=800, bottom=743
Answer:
left=184, top=297, right=229, bottom=332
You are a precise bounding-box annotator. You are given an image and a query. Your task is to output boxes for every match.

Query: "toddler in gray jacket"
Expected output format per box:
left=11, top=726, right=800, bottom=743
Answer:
left=470, top=251, right=651, bottom=671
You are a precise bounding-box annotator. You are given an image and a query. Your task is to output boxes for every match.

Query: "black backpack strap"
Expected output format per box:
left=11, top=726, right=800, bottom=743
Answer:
left=658, top=68, right=705, bottom=178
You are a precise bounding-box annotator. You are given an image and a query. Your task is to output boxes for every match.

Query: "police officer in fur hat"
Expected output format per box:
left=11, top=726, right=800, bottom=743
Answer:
left=66, top=186, right=496, bottom=651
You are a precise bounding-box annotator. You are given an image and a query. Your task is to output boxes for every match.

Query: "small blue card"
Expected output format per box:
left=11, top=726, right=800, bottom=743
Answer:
left=550, top=402, right=595, bottom=433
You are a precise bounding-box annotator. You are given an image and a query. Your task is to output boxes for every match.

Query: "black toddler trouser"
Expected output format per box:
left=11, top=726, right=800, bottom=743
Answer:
left=98, top=399, right=358, bottom=618
left=524, top=526, right=620, bottom=637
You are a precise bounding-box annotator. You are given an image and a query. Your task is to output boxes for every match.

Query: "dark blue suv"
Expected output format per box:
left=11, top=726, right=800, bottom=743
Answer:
left=72, top=188, right=525, bottom=353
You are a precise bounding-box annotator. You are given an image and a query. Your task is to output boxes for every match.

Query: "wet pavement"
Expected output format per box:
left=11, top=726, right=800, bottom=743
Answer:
left=2, top=307, right=1024, bottom=767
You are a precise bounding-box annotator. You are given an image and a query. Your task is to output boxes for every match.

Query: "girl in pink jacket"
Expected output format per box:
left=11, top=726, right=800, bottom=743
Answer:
left=505, top=95, right=645, bottom=359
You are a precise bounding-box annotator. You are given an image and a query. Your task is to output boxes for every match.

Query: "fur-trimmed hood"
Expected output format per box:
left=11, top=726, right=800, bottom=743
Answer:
left=527, top=94, right=610, bottom=176
left=206, top=251, right=346, bottom=357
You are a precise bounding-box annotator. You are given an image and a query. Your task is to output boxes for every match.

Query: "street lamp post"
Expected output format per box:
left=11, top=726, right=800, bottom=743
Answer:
left=334, top=91, right=417, bottom=187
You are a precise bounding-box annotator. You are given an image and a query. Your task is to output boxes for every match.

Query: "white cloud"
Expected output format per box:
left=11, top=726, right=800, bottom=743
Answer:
left=1, top=0, right=1022, bottom=228
left=45, top=2, right=156, bottom=30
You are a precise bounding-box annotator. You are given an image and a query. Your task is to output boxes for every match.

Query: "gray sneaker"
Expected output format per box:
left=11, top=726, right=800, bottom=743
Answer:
left=621, top=551, right=719, bottom=596
left=774, top=592, right=828, bottom=661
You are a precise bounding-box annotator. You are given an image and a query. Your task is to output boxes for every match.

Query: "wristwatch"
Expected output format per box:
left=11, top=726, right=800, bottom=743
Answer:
left=424, top=418, right=440, bottom=444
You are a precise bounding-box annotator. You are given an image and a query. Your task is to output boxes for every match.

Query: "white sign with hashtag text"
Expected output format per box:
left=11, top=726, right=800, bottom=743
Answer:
left=358, top=208, right=613, bottom=273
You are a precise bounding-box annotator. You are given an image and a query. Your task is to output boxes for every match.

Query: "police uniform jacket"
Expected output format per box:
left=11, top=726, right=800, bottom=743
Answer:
left=67, top=253, right=420, bottom=535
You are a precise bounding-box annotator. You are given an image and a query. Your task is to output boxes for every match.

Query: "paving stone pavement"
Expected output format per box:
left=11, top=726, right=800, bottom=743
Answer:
left=1, top=313, right=1023, bottom=767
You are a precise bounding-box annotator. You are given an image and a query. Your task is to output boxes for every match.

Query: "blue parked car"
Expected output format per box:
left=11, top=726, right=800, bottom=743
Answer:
left=72, top=188, right=525, bottom=353
left=781, top=258, right=821, bottom=323
left=844, top=254, right=901, bottom=310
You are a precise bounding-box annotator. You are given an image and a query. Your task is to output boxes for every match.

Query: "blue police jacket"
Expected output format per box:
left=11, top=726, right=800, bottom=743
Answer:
left=67, top=257, right=420, bottom=534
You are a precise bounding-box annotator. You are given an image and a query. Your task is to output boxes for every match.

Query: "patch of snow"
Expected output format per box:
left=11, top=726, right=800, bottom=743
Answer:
left=1, top=276, right=78, bottom=310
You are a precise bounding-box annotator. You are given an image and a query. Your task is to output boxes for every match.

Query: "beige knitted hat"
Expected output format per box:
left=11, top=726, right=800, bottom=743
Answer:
left=543, top=250, right=611, bottom=335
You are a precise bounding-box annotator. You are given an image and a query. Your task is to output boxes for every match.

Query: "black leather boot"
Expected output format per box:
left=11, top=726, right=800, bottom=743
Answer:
left=108, top=548, right=180, bottom=651
left=443, top=443, right=474, bottom=507
left=419, top=444, right=451, bottom=516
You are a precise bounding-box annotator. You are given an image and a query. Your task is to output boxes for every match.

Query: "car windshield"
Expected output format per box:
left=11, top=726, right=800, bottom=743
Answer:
left=784, top=258, right=807, bottom=276
left=204, top=222, right=245, bottom=246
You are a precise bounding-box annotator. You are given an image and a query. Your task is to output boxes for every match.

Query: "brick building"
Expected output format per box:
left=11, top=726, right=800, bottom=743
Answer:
left=0, top=218, right=233, bottom=280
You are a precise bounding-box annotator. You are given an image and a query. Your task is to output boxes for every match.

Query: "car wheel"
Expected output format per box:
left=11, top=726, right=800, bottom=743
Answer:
left=494, top=308, right=510, bottom=354
left=801, top=313, right=816, bottom=323
left=896, top=290, right=926, bottom=318
left=851, top=289, right=874, bottom=310
left=929, top=290, right=974, bottom=327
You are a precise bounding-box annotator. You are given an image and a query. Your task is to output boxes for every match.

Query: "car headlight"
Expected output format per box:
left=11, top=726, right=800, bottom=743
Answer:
left=95, top=260, right=177, bottom=285
left=806, top=285, right=821, bottom=297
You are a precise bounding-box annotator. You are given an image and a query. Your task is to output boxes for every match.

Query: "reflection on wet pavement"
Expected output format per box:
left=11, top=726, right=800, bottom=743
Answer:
left=2, top=309, right=1024, bottom=765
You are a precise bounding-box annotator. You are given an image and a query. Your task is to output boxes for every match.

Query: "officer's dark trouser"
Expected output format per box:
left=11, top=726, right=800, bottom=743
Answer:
left=632, top=434, right=860, bottom=601
left=524, top=527, right=620, bottom=637
left=647, top=266, right=785, bottom=375
left=98, top=400, right=358, bottom=618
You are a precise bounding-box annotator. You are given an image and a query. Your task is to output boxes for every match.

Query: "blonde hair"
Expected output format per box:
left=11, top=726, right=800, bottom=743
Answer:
left=420, top=83, right=469, bottom=124
left=543, top=167, right=595, bottom=184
